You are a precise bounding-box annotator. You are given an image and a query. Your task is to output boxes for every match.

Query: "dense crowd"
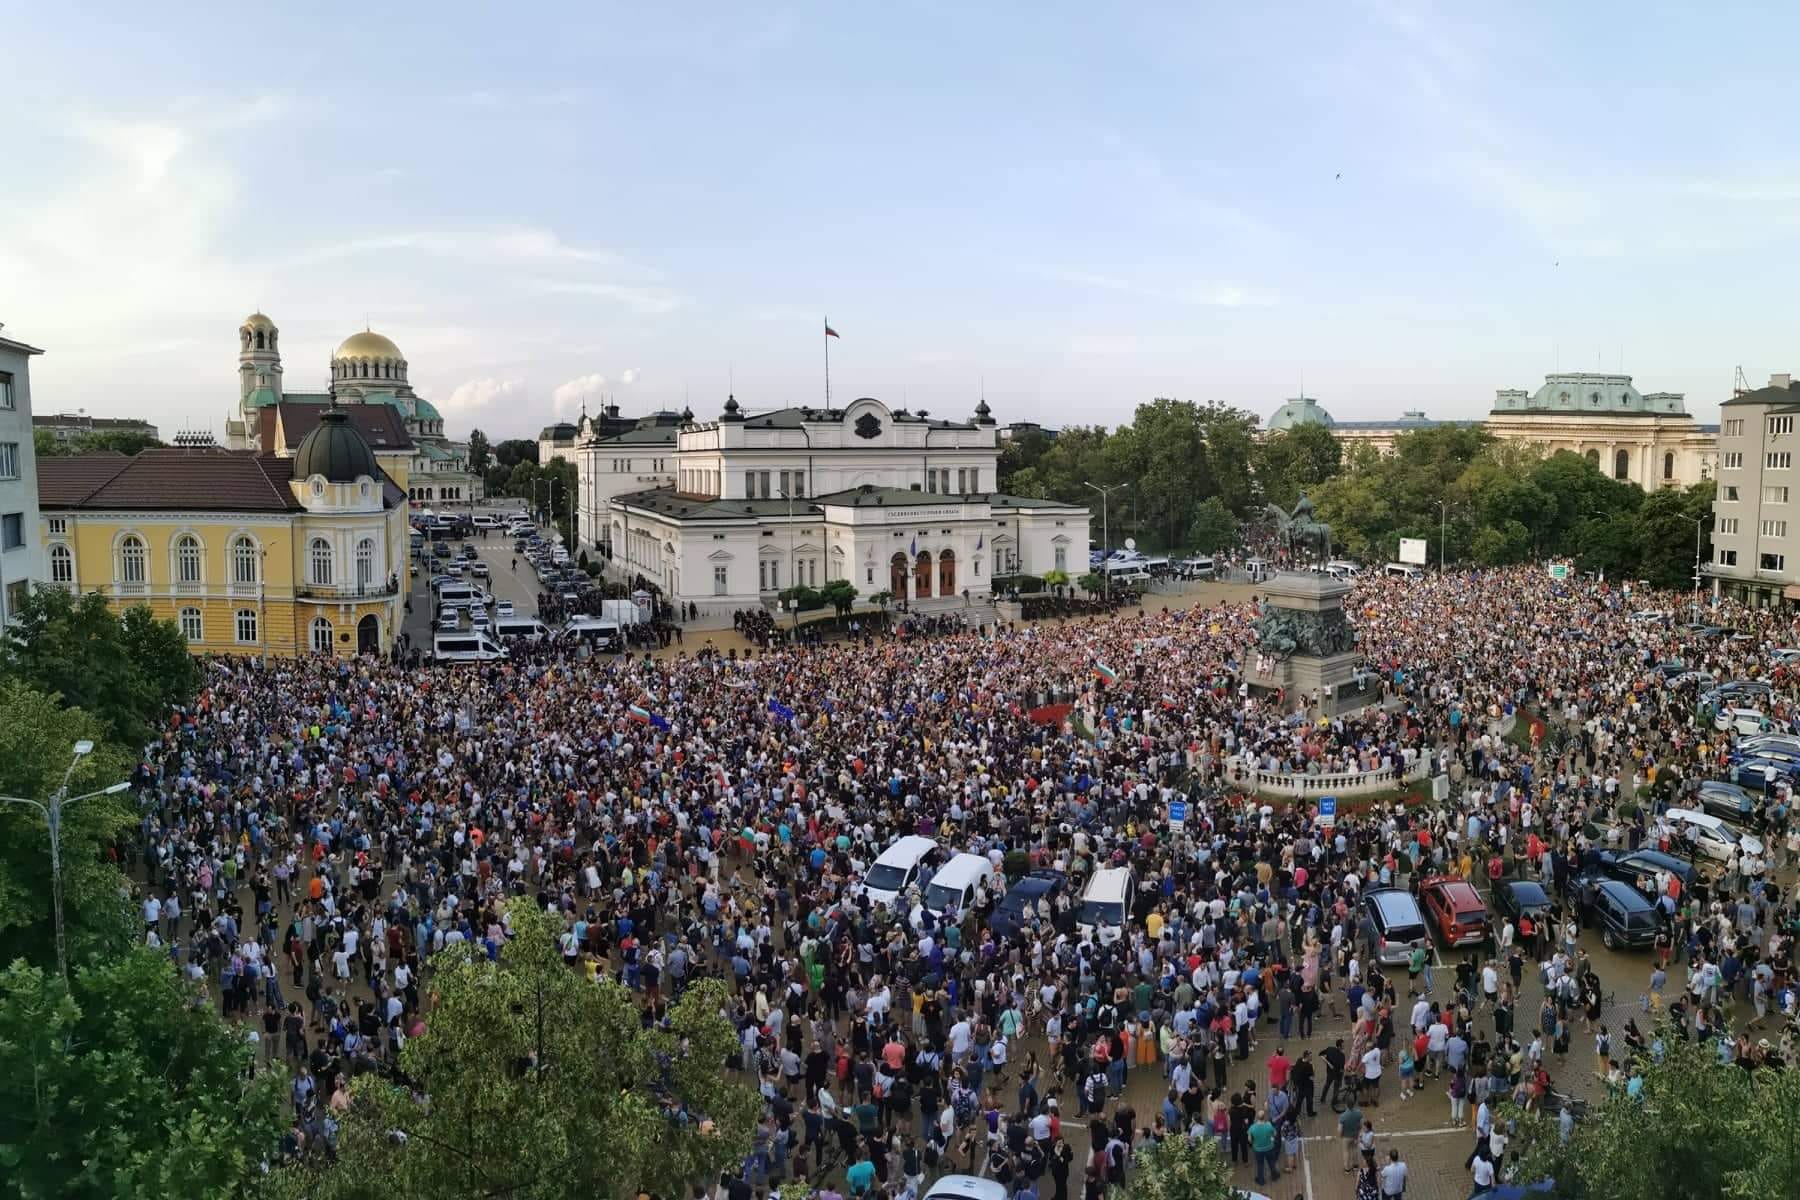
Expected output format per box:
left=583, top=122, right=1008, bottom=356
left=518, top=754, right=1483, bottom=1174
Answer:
left=124, top=566, right=1800, bottom=1199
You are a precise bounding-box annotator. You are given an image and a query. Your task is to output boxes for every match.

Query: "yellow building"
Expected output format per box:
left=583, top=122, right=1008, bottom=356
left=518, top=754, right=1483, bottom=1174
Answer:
left=37, top=409, right=409, bottom=657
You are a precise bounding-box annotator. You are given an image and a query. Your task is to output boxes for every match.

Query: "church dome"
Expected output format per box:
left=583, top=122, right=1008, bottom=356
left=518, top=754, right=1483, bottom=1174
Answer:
left=292, top=407, right=379, bottom=483
left=332, top=330, right=405, bottom=362
left=242, top=311, right=276, bottom=331
left=1267, top=396, right=1334, bottom=432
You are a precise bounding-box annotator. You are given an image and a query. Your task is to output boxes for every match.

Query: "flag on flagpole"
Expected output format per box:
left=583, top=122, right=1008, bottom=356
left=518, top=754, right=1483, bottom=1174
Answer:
left=909, top=535, right=917, bottom=556
left=627, top=704, right=653, bottom=724
left=1093, top=661, right=1119, bottom=685
left=976, top=532, right=984, bottom=550
left=824, top=319, right=839, bottom=338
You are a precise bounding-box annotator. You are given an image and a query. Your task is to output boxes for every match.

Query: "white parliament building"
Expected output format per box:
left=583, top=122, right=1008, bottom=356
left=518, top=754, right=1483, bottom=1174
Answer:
left=576, top=394, right=1089, bottom=616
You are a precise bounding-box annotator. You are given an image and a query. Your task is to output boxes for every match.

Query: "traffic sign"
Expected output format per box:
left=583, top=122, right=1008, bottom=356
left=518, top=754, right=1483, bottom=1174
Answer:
left=1317, top=796, right=1337, bottom=828
left=1169, top=800, right=1187, bottom=827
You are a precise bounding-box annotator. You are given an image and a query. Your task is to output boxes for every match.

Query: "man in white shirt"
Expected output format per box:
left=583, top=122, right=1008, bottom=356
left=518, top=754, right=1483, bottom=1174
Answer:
left=1470, top=1153, right=1496, bottom=1194
left=1360, top=1045, right=1383, bottom=1103
left=1378, top=1150, right=1408, bottom=1198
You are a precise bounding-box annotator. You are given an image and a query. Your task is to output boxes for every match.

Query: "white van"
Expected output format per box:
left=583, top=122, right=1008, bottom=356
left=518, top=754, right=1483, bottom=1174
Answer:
left=1077, top=866, right=1134, bottom=945
left=563, top=616, right=622, bottom=651
left=915, top=852, right=995, bottom=924
left=1244, top=557, right=1273, bottom=582
left=860, top=835, right=940, bottom=909
left=1384, top=563, right=1425, bottom=580
left=1176, top=556, right=1215, bottom=579
left=435, top=584, right=488, bottom=613
left=432, top=633, right=509, bottom=663
left=1715, top=707, right=1770, bottom=737
left=492, top=617, right=552, bottom=642
left=1662, top=807, right=1765, bottom=865
left=1325, top=559, right=1362, bottom=578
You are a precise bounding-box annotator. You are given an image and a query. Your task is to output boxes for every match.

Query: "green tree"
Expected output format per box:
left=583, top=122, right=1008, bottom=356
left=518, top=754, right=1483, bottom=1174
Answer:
left=0, top=588, right=197, bottom=745
left=1183, top=496, right=1238, bottom=553
left=0, top=679, right=138, bottom=970
left=819, top=578, right=859, bottom=616
left=0, top=949, right=286, bottom=1198
left=1502, top=1033, right=1800, bottom=1200
left=1252, top=423, right=1343, bottom=510
left=1117, top=1132, right=1238, bottom=1199
left=281, top=901, right=758, bottom=1200
left=997, top=425, right=1055, bottom=493
left=467, top=428, right=491, bottom=475
left=494, top=438, right=539, bottom=469
left=1077, top=570, right=1106, bottom=595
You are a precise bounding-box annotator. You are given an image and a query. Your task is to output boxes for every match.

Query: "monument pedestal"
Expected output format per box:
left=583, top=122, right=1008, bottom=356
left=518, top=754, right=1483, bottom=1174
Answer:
left=1250, top=571, right=1375, bottom=716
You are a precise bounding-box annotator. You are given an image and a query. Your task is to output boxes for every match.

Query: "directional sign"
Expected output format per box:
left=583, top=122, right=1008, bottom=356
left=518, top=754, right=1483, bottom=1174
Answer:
left=1169, top=800, right=1187, bottom=828
left=1317, top=796, right=1337, bottom=829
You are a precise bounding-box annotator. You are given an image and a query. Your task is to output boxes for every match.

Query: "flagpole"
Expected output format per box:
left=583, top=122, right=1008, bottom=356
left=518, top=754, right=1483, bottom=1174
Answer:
left=824, top=315, right=832, bottom=411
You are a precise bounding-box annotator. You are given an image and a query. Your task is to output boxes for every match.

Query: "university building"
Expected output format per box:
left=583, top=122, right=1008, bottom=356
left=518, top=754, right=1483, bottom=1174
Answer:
left=38, top=408, right=409, bottom=657
left=1705, top=373, right=1800, bottom=607
left=578, top=394, right=1089, bottom=618
left=1262, top=372, right=1719, bottom=490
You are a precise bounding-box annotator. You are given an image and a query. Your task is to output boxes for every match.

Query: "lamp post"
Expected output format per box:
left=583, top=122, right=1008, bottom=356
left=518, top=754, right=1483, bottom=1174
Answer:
left=0, top=740, right=130, bottom=983
left=1083, top=481, right=1127, bottom=601
left=780, top=488, right=797, bottom=628
left=1690, top=514, right=1708, bottom=621
left=1437, top=500, right=1449, bottom=572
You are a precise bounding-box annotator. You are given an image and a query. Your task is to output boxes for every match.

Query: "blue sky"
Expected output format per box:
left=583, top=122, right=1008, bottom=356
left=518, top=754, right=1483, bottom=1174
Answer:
left=2, top=2, right=1797, bottom=439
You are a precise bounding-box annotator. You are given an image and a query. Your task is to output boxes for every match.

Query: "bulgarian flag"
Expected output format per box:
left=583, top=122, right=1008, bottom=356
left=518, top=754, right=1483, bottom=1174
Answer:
left=1094, top=661, right=1119, bottom=685
left=825, top=319, right=840, bottom=338
left=628, top=704, right=653, bottom=724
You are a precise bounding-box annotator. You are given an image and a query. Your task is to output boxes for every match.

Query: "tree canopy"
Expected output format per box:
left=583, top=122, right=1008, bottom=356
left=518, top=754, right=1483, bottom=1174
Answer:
left=0, top=948, right=287, bottom=1198
left=274, top=900, right=760, bottom=1200
left=0, top=588, right=200, bottom=746
left=1502, top=1031, right=1800, bottom=1200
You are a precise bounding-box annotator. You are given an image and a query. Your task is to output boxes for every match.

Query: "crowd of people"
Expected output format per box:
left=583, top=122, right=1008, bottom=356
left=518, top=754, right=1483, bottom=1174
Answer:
left=121, top=565, right=1800, bottom=1199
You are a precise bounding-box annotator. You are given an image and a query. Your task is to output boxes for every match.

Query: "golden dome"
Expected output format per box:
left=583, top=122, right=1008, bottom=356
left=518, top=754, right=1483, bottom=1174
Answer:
left=332, top=330, right=404, bottom=362
left=242, top=311, right=276, bottom=330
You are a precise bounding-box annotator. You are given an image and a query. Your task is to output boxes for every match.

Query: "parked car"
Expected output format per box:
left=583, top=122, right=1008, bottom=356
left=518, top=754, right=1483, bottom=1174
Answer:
left=1715, top=707, right=1771, bottom=736
left=1693, top=779, right=1761, bottom=824
left=1576, top=848, right=1696, bottom=904
left=1360, top=888, right=1430, bottom=966
left=1576, top=879, right=1661, bottom=950
left=432, top=542, right=452, bottom=559
left=470, top=561, right=490, bottom=579
left=435, top=611, right=461, bottom=633
left=1418, top=875, right=1490, bottom=948
left=990, top=870, right=1066, bottom=941
left=496, top=600, right=515, bottom=618
left=1491, top=878, right=1554, bottom=930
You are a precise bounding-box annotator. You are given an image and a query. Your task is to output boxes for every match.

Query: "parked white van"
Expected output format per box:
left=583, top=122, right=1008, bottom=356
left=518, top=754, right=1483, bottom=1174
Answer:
left=435, top=584, right=488, bottom=612
left=860, top=835, right=940, bottom=909
left=1077, top=866, right=1134, bottom=945
left=1384, top=563, right=1425, bottom=580
left=492, top=617, right=552, bottom=642
left=432, top=633, right=509, bottom=663
left=1661, top=807, right=1765, bottom=866
left=1325, top=559, right=1362, bottom=578
left=914, top=852, right=994, bottom=926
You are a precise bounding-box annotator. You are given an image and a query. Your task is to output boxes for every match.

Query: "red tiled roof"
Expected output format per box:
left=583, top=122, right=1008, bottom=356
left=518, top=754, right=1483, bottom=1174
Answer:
left=274, top=401, right=413, bottom=452
left=38, top=449, right=301, bottom=512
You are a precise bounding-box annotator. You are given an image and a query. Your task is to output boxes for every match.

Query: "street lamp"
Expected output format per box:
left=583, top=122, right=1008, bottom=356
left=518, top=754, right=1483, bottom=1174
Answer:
left=779, top=488, right=797, bottom=628
left=1689, top=514, right=1709, bottom=621
left=0, top=740, right=130, bottom=983
left=1083, top=481, right=1127, bottom=601
left=1437, top=500, right=1449, bottom=572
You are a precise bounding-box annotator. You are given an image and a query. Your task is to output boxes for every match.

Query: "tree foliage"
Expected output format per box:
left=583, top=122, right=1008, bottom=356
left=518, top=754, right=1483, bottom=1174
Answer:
left=34, top=428, right=164, bottom=457
left=0, top=949, right=287, bottom=1198
left=1116, top=1133, right=1239, bottom=1200
left=278, top=900, right=759, bottom=1200
left=1251, top=422, right=1343, bottom=510
left=1502, top=1032, right=1800, bottom=1200
left=0, top=678, right=138, bottom=970
left=466, top=428, right=491, bottom=475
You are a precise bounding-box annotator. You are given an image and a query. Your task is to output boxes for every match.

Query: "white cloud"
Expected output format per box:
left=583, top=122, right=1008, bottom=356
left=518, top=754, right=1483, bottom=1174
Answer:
left=619, top=368, right=640, bottom=385
left=1039, top=267, right=1276, bottom=308
left=291, top=228, right=623, bottom=268
left=441, top=377, right=525, bottom=418
left=524, top=279, right=683, bottom=315
left=551, top=373, right=606, bottom=415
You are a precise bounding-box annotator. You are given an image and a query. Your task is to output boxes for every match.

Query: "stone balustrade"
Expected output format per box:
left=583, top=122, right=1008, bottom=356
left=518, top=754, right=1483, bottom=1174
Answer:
left=1226, top=753, right=1431, bottom=798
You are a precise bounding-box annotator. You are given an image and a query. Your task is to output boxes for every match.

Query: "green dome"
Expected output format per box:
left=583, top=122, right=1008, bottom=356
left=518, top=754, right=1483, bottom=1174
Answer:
left=292, top=408, right=378, bottom=483
left=413, top=397, right=442, bottom=421
left=1267, top=396, right=1334, bottom=432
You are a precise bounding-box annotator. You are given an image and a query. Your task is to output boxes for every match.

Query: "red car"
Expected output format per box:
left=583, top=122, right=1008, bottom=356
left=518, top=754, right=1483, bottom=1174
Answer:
left=1418, top=875, right=1490, bottom=948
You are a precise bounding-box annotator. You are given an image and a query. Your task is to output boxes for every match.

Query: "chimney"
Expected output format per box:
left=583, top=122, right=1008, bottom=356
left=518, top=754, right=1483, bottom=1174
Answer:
left=1772, top=373, right=1794, bottom=390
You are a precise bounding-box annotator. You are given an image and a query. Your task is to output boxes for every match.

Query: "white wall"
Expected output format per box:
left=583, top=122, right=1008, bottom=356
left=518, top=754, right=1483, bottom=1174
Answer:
left=0, top=338, right=45, bottom=621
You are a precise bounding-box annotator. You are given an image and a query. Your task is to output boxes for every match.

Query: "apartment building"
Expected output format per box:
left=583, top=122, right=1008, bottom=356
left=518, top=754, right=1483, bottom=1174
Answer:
left=0, top=326, right=45, bottom=622
left=1707, top=373, right=1800, bottom=607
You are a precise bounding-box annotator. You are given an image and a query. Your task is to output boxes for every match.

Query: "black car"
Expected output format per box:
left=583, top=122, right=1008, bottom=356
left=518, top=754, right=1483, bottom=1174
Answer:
left=1491, top=878, right=1554, bottom=928
left=432, top=542, right=452, bottom=559
left=990, top=870, right=1066, bottom=941
left=1577, top=879, right=1660, bottom=950
left=1576, top=848, right=1695, bottom=903
left=1694, top=780, right=1761, bottom=824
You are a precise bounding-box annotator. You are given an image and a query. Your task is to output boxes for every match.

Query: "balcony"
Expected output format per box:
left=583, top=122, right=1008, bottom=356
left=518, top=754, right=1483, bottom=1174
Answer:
left=295, top=580, right=400, bottom=601
left=1756, top=567, right=1786, bottom=582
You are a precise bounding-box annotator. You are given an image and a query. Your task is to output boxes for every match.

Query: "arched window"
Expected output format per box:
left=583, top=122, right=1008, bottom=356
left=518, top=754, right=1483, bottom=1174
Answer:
left=232, top=536, right=259, bottom=585
left=255, top=330, right=265, bottom=349
left=1664, top=451, right=1675, bottom=480
left=174, top=533, right=202, bottom=584
left=118, top=534, right=146, bottom=586
left=310, top=617, right=333, bottom=653
left=356, top=537, right=375, bottom=587
left=49, top=544, right=73, bottom=584
left=1614, top=449, right=1631, bottom=480
left=309, top=538, right=333, bottom=586
left=178, top=607, right=202, bottom=642
left=1584, top=449, right=1600, bottom=468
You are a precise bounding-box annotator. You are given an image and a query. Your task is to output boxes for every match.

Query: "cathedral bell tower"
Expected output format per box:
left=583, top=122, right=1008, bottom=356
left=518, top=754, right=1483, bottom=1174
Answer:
left=238, top=311, right=284, bottom=407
